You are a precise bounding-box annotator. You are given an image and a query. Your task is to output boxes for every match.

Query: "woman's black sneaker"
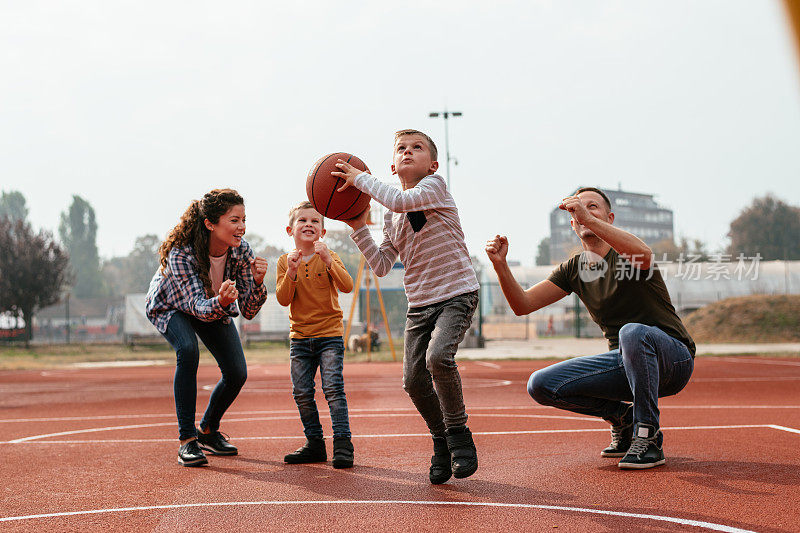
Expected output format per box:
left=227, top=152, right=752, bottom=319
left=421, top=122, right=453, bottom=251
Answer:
left=178, top=439, right=208, bottom=467
left=429, top=435, right=452, bottom=484
left=284, top=437, right=327, bottom=464
left=332, top=436, right=354, bottom=469
left=446, top=426, right=478, bottom=479
left=196, top=429, right=238, bottom=456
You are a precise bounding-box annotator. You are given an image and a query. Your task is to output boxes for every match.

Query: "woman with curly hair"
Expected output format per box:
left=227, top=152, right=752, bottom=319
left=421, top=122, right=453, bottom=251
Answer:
left=146, top=188, right=268, bottom=467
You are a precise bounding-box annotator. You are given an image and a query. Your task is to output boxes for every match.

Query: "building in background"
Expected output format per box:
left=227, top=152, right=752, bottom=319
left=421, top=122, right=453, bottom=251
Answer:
left=549, top=186, right=675, bottom=263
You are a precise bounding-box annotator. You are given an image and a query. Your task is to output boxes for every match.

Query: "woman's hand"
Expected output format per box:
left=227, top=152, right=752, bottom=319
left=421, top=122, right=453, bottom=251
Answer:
left=218, top=279, right=239, bottom=307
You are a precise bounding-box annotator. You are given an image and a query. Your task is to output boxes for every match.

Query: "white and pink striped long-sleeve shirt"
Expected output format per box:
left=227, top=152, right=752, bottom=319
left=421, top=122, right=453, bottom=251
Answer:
left=349, top=172, right=479, bottom=308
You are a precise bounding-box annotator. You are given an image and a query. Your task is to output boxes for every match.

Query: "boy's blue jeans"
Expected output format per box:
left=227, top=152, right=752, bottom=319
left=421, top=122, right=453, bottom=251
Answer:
left=289, top=336, right=351, bottom=439
left=527, top=323, right=694, bottom=429
left=162, top=312, right=247, bottom=441
left=403, top=291, right=479, bottom=437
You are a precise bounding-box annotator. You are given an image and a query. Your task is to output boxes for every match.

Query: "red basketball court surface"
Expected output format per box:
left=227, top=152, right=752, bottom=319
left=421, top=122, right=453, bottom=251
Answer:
left=1, top=355, right=799, bottom=532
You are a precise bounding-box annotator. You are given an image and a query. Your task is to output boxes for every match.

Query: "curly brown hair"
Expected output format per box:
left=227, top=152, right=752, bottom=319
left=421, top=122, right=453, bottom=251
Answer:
left=158, top=188, right=244, bottom=297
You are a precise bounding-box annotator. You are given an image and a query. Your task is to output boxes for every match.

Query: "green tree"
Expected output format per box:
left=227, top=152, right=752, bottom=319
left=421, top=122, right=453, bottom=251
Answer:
left=242, top=233, right=285, bottom=292
left=535, top=237, right=551, bottom=265
left=0, top=218, right=71, bottom=346
left=728, top=195, right=800, bottom=260
left=59, top=195, right=104, bottom=297
left=244, top=233, right=285, bottom=261
left=651, top=237, right=709, bottom=262
left=0, top=191, right=29, bottom=222
left=102, top=234, right=161, bottom=297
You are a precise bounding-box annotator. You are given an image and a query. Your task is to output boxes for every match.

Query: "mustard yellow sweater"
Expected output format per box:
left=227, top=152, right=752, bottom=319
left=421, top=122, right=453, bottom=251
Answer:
left=276, top=251, right=354, bottom=338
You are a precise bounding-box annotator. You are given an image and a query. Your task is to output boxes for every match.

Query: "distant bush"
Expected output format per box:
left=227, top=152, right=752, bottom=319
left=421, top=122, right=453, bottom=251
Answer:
left=684, top=294, right=800, bottom=343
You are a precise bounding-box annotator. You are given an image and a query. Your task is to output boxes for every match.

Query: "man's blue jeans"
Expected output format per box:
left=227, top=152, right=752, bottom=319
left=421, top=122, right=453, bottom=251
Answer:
left=289, top=336, right=350, bottom=439
left=162, top=312, right=247, bottom=441
left=527, top=323, right=694, bottom=429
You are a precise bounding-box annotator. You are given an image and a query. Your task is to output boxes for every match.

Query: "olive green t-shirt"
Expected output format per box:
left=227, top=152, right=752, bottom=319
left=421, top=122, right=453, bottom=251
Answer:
left=548, top=249, right=696, bottom=356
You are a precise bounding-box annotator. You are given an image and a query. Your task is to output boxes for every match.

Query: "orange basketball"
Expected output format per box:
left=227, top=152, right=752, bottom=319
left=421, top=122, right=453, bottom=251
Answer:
left=306, top=152, right=370, bottom=221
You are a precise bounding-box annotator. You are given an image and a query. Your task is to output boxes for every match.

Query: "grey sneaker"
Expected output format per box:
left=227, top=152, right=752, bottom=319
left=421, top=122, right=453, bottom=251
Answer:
left=618, top=423, right=665, bottom=469
left=601, top=404, right=633, bottom=457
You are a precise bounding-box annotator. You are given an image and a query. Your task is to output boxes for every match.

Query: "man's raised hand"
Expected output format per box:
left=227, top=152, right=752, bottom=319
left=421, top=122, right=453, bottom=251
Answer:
left=485, top=235, right=509, bottom=265
left=559, top=195, right=593, bottom=226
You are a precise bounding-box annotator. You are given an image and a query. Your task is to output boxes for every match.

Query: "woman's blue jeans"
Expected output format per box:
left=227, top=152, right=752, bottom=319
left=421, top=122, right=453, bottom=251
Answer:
left=289, top=336, right=350, bottom=439
left=527, top=323, right=694, bottom=429
left=162, top=312, right=247, bottom=441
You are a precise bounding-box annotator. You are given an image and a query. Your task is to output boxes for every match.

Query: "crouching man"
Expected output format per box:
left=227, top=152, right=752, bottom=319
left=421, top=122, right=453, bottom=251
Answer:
left=486, top=187, right=695, bottom=469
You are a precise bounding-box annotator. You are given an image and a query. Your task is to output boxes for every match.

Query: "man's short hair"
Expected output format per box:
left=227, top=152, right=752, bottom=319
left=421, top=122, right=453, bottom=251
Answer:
left=288, top=200, right=324, bottom=228
left=394, top=129, right=438, bottom=162
left=574, top=187, right=612, bottom=211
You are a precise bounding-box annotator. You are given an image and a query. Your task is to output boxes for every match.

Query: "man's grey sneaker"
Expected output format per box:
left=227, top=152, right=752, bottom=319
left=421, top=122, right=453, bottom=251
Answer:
left=446, top=426, right=478, bottom=479
left=601, top=403, right=633, bottom=457
left=429, top=435, right=452, bottom=484
left=284, top=437, right=327, bottom=464
left=618, top=423, right=666, bottom=469
left=178, top=439, right=208, bottom=467
left=196, top=429, right=238, bottom=456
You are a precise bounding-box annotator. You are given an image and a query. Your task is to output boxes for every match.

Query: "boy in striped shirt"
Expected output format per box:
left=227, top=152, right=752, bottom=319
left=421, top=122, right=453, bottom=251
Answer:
left=334, top=129, right=480, bottom=484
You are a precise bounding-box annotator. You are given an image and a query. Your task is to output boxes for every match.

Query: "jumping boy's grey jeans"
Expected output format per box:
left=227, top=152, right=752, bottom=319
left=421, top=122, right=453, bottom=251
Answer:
left=402, top=291, right=479, bottom=437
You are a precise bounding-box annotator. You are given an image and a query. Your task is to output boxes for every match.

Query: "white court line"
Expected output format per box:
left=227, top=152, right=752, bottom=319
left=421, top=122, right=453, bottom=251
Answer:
left=716, top=357, right=800, bottom=367
left=2, top=404, right=798, bottom=424
left=692, top=377, right=800, bottom=382
left=227, top=378, right=513, bottom=393
left=0, top=499, right=758, bottom=531
left=768, top=424, right=800, bottom=435
left=472, top=361, right=502, bottom=369
left=5, top=413, right=598, bottom=443
left=5, top=424, right=792, bottom=445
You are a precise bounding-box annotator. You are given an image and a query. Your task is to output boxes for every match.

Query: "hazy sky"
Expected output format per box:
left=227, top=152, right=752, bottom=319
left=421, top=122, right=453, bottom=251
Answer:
left=2, top=1, right=799, bottom=266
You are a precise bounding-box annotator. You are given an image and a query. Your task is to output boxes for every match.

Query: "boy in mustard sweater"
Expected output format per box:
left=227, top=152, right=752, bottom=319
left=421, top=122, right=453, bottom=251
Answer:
left=276, top=201, right=355, bottom=468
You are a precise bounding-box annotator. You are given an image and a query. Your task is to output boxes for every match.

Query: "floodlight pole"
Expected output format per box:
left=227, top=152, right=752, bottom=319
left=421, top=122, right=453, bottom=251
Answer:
left=428, top=109, right=462, bottom=190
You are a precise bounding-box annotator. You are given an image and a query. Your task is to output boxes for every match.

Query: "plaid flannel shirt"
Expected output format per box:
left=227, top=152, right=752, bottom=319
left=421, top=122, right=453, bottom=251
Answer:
left=145, top=240, right=267, bottom=333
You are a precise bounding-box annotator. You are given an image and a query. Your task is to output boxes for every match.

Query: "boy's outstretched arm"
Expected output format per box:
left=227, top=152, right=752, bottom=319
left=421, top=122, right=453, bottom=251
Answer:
left=344, top=206, right=399, bottom=277
left=486, top=235, right=568, bottom=316
left=333, top=160, right=448, bottom=213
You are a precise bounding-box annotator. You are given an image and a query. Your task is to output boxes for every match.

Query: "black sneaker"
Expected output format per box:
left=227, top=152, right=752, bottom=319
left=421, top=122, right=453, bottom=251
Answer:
left=446, top=426, right=478, bottom=479
left=601, top=404, right=633, bottom=457
left=196, top=429, right=238, bottom=456
left=178, top=439, right=208, bottom=467
left=332, top=436, right=354, bottom=469
left=429, top=435, right=452, bottom=484
left=284, top=437, right=327, bottom=464
left=618, top=423, right=666, bottom=469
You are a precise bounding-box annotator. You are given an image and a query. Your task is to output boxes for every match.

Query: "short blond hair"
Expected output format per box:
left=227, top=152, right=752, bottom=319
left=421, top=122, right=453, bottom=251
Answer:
left=288, top=201, right=324, bottom=228
left=394, top=129, right=438, bottom=162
